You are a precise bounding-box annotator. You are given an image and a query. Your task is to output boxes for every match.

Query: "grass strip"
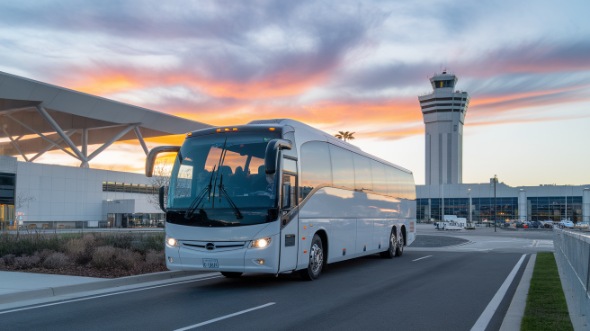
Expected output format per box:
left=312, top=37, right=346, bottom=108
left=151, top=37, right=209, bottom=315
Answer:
left=521, top=252, right=573, bottom=331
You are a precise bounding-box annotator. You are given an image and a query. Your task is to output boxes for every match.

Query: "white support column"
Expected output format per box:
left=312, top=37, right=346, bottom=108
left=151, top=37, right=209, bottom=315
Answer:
left=35, top=105, right=88, bottom=165
left=133, top=126, right=149, bottom=155
left=1, top=127, right=29, bottom=161
left=518, top=189, right=527, bottom=222
left=29, top=130, right=77, bottom=162
left=87, top=124, right=138, bottom=161
left=82, top=128, right=88, bottom=159
left=5, top=114, right=77, bottom=158
left=583, top=188, right=590, bottom=224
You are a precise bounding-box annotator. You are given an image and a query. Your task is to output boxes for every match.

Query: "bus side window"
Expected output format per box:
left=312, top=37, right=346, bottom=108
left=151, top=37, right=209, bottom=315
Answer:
left=282, top=158, right=297, bottom=208
left=282, top=173, right=296, bottom=209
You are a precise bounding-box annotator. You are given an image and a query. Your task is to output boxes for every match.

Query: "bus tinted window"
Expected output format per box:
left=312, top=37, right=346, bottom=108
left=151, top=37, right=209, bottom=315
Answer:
left=371, top=160, right=387, bottom=195
left=329, top=145, right=354, bottom=189
left=300, top=141, right=332, bottom=199
left=353, top=154, right=372, bottom=191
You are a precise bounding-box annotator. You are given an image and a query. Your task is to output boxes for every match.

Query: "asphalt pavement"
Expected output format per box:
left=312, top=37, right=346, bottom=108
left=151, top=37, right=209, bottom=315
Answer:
left=0, top=223, right=551, bottom=329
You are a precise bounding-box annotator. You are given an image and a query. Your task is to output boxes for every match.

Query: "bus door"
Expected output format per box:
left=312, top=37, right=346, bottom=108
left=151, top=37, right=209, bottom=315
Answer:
left=278, top=157, right=299, bottom=272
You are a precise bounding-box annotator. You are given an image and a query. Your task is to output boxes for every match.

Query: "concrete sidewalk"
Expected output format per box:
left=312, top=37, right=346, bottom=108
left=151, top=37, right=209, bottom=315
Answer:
left=0, top=270, right=208, bottom=306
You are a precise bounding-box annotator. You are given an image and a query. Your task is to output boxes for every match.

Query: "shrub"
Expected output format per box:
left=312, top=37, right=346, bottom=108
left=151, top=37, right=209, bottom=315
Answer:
left=90, top=246, right=117, bottom=269
left=34, top=249, right=55, bottom=262
left=14, top=255, right=41, bottom=269
left=65, top=234, right=96, bottom=264
left=43, top=252, right=71, bottom=269
left=145, top=249, right=164, bottom=266
left=116, top=249, right=141, bottom=271
left=1, top=254, right=16, bottom=266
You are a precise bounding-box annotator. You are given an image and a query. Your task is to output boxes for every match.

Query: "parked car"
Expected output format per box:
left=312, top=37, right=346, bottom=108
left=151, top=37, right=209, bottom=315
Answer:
left=529, top=221, right=541, bottom=228
left=559, top=220, right=574, bottom=228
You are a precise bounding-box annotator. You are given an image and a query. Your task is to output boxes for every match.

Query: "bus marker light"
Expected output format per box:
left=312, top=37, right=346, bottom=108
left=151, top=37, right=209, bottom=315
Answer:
left=168, top=256, right=174, bottom=263
left=303, top=250, right=308, bottom=254
left=302, top=237, right=306, bottom=240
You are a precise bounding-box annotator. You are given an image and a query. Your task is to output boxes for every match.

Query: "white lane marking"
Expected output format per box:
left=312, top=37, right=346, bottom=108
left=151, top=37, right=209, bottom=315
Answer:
left=470, top=254, right=526, bottom=331
left=174, top=302, right=276, bottom=330
left=412, top=255, right=433, bottom=262
left=0, top=274, right=222, bottom=315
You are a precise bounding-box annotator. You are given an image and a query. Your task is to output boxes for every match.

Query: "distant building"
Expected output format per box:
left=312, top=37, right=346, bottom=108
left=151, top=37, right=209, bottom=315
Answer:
left=417, top=182, right=590, bottom=224
left=416, top=71, right=590, bottom=224
left=418, top=71, right=469, bottom=185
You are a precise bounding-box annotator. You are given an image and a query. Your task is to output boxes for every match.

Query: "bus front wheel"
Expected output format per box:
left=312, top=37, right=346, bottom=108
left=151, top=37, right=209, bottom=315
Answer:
left=300, top=234, right=324, bottom=280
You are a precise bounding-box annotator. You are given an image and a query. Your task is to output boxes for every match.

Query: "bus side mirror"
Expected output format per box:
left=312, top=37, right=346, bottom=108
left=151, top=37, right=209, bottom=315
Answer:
left=264, top=139, right=292, bottom=175
left=146, top=146, right=180, bottom=177
left=158, top=186, right=168, bottom=212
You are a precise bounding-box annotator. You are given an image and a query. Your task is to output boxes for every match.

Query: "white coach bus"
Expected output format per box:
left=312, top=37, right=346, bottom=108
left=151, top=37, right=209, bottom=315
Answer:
left=146, top=119, right=416, bottom=280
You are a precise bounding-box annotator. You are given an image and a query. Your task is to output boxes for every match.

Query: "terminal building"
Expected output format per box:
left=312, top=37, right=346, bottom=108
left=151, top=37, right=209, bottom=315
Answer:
left=1, top=70, right=589, bottom=229
left=417, top=71, right=590, bottom=224
left=0, top=71, right=209, bottom=230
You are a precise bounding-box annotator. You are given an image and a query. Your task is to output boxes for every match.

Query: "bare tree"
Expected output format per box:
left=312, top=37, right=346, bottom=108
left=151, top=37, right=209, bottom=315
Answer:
left=14, top=192, right=35, bottom=233
left=147, top=161, right=172, bottom=211
left=15, top=192, right=36, bottom=211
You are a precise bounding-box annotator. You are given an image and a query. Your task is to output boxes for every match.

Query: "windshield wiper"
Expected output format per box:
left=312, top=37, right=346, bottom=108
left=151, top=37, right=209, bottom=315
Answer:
left=185, top=165, right=216, bottom=219
left=218, top=173, right=243, bottom=219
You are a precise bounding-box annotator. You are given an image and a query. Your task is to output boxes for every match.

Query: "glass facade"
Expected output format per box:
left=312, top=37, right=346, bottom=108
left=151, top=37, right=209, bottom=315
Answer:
left=417, top=197, right=517, bottom=223
left=528, top=196, right=582, bottom=222
left=417, top=196, right=583, bottom=223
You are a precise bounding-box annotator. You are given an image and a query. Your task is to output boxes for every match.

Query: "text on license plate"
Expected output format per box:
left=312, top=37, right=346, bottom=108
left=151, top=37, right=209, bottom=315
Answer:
left=202, top=258, right=219, bottom=269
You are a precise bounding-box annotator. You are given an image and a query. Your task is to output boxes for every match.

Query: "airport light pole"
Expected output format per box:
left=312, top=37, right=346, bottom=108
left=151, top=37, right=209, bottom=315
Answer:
left=468, top=188, right=472, bottom=225
left=491, top=175, right=498, bottom=232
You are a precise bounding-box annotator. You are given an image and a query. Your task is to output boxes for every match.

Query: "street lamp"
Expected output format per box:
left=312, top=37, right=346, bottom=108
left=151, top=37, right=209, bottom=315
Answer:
left=491, top=175, right=498, bottom=232
left=468, top=188, right=472, bottom=225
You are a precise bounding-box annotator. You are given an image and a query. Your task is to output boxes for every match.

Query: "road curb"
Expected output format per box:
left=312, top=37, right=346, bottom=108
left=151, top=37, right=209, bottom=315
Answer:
left=499, top=253, right=536, bottom=331
left=0, top=270, right=207, bottom=305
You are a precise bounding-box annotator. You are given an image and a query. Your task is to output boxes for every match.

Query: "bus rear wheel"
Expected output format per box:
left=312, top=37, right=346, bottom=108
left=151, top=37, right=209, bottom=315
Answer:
left=221, top=272, right=243, bottom=278
left=300, top=234, right=324, bottom=280
left=381, top=230, right=398, bottom=259
left=395, top=231, right=404, bottom=257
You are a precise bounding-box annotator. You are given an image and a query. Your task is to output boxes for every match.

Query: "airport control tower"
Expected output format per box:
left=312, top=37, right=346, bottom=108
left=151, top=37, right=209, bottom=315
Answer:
left=419, top=71, right=470, bottom=185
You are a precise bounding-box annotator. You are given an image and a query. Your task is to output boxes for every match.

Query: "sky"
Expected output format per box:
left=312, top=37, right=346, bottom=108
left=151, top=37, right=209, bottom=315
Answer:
left=1, top=0, right=589, bottom=186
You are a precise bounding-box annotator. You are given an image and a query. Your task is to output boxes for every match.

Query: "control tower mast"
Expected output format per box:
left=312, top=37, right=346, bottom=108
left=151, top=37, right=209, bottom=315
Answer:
left=418, top=71, right=470, bottom=185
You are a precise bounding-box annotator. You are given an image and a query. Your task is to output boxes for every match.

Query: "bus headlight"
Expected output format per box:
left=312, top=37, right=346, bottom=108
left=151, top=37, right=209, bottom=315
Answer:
left=250, top=237, right=271, bottom=249
left=166, top=236, right=179, bottom=248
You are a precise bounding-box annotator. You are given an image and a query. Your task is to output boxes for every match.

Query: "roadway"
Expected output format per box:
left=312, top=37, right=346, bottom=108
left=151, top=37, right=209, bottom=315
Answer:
left=0, top=224, right=554, bottom=331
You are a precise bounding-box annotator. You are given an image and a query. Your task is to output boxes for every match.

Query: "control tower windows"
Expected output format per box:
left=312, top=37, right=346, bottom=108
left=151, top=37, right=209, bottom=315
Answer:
left=436, top=80, right=455, bottom=88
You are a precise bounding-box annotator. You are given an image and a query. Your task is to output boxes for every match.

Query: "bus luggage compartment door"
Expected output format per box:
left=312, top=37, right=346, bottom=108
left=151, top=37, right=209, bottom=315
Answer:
left=278, top=213, right=299, bottom=272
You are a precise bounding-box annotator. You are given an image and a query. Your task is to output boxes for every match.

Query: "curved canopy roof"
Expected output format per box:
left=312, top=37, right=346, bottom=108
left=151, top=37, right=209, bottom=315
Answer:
left=0, top=71, right=210, bottom=167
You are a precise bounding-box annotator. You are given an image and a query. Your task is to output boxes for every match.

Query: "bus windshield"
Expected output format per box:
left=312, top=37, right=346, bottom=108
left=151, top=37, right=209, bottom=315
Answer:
left=167, top=130, right=281, bottom=227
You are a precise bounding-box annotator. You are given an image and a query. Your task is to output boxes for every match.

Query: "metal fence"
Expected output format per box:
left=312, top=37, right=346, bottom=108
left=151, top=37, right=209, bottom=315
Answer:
left=553, top=229, right=590, bottom=330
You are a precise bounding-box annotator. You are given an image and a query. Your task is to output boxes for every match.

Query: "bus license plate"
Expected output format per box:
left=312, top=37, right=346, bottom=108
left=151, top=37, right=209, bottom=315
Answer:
left=202, top=258, right=219, bottom=269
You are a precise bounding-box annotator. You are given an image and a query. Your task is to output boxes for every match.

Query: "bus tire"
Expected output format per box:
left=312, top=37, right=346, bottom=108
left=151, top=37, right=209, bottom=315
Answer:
left=380, top=229, right=397, bottom=259
left=221, top=272, right=243, bottom=278
left=300, top=234, right=324, bottom=280
left=395, top=231, right=404, bottom=257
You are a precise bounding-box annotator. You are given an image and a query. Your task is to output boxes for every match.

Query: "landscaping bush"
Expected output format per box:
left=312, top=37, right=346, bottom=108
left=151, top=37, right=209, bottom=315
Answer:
left=42, top=252, right=71, bottom=269
left=13, top=255, right=42, bottom=269
left=0, top=231, right=166, bottom=277
left=65, top=234, right=96, bottom=265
